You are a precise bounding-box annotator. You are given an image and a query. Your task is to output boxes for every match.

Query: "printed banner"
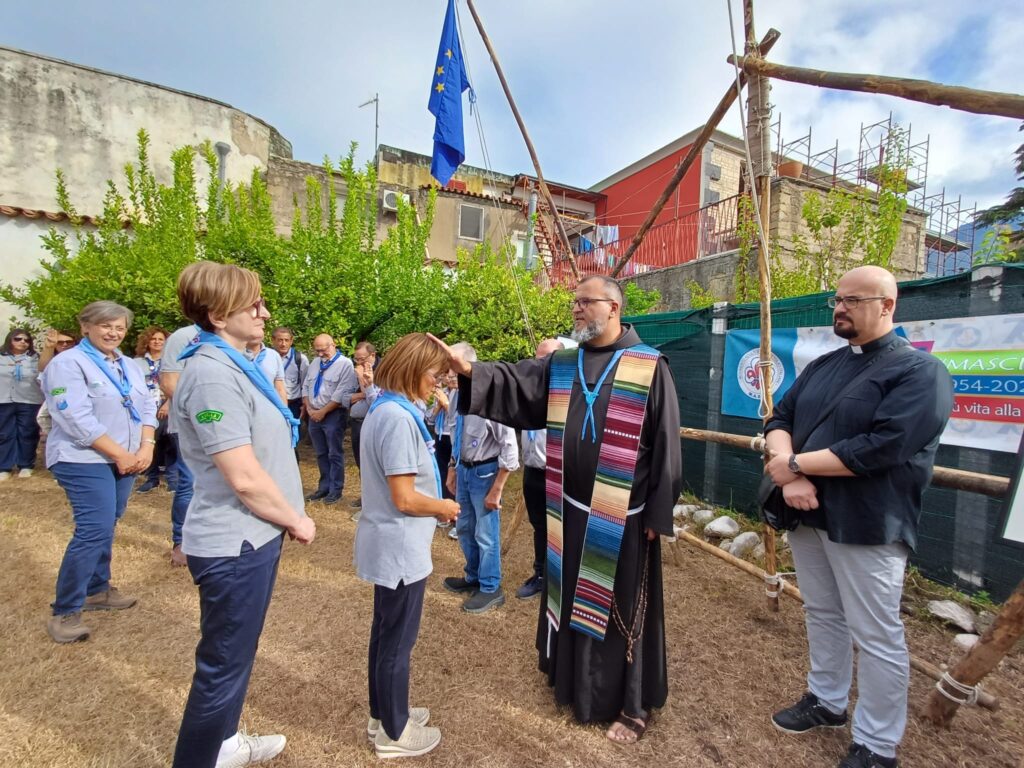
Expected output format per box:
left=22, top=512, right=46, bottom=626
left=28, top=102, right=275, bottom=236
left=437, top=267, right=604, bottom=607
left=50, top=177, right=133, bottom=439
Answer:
left=721, top=313, right=1024, bottom=453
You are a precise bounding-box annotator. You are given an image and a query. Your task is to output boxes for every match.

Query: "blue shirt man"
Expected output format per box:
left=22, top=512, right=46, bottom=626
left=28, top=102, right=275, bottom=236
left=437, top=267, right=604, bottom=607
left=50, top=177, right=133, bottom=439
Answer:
left=302, top=333, right=358, bottom=504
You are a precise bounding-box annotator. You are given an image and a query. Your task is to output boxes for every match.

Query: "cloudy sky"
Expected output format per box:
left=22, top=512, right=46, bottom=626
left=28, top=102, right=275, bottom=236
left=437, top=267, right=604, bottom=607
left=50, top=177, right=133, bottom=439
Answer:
left=3, top=0, right=1021, bottom=211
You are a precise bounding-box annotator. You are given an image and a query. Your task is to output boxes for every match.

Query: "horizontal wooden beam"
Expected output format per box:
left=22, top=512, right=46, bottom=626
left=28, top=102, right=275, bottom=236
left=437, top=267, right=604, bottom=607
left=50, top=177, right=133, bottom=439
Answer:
left=680, top=426, right=1010, bottom=497
left=727, top=55, right=1024, bottom=120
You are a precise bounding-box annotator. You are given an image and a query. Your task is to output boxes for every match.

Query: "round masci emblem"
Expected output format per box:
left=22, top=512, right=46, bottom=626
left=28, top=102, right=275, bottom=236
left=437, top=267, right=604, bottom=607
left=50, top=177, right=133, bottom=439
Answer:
left=737, top=348, right=785, bottom=402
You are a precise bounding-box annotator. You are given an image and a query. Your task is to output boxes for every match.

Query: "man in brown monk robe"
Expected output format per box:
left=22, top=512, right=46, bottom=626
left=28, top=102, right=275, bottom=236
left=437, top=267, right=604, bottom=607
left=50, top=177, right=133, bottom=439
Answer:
left=430, top=275, right=682, bottom=743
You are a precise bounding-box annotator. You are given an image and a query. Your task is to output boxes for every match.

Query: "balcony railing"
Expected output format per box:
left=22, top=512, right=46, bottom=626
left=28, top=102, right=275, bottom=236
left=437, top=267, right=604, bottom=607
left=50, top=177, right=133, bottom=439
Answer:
left=548, top=194, right=742, bottom=284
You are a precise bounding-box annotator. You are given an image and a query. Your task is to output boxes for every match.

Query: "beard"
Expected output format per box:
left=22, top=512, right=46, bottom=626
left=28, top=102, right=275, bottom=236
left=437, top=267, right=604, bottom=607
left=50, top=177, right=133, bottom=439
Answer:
left=571, top=317, right=605, bottom=344
left=833, top=318, right=857, bottom=339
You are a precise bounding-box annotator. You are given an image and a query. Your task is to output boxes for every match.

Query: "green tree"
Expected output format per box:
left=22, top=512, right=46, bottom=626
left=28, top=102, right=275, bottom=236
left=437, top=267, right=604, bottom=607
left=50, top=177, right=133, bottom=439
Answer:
left=975, top=122, right=1024, bottom=261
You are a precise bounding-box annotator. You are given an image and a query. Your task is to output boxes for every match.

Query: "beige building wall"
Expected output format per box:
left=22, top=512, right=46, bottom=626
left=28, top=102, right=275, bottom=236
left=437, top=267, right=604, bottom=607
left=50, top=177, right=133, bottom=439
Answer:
left=708, top=144, right=744, bottom=202
left=421, top=190, right=527, bottom=264
left=769, top=177, right=925, bottom=281
left=0, top=47, right=290, bottom=217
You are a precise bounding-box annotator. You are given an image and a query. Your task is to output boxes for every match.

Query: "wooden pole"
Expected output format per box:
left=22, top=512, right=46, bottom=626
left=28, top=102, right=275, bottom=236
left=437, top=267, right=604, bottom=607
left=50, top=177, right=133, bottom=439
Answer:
left=674, top=531, right=999, bottom=709
left=608, top=28, right=780, bottom=278
left=679, top=427, right=1010, bottom=498
left=500, top=495, right=527, bottom=557
left=923, top=576, right=1024, bottom=725
left=742, top=0, right=780, bottom=613
left=727, top=55, right=1024, bottom=121
left=464, top=0, right=580, bottom=281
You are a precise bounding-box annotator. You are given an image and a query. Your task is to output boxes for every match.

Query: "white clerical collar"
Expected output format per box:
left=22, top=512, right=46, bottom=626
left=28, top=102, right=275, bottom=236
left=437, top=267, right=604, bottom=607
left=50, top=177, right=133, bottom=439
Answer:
left=850, top=344, right=864, bottom=355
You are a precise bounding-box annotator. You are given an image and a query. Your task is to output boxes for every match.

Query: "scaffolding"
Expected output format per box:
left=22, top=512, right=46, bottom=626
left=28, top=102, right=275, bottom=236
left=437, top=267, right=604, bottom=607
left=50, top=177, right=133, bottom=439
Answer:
left=773, top=113, right=977, bottom=277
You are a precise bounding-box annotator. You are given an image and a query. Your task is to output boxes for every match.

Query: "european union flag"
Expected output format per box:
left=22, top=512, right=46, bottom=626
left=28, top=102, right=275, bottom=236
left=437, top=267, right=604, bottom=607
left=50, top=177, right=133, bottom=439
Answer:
left=428, top=0, right=471, bottom=186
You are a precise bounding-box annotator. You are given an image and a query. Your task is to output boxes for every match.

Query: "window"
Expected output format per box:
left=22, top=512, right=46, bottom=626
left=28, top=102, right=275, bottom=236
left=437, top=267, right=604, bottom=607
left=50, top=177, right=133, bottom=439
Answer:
left=459, top=204, right=484, bottom=241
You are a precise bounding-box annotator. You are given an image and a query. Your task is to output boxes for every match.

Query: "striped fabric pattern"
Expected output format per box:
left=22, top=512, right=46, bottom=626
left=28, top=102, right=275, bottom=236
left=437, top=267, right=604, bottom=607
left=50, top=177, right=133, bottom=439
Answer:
left=545, top=344, right=659, bottom=641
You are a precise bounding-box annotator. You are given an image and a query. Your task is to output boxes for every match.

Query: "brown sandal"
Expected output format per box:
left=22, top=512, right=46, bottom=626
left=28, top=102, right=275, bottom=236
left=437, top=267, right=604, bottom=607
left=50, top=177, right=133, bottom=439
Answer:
left=609, top=713, right=648, bottom=743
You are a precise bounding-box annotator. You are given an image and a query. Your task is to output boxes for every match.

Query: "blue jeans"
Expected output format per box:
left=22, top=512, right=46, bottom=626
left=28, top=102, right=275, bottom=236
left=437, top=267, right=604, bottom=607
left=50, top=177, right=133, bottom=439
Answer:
left=173, top=535, right=283, bottom=768
left=455, top=460, right=502, bottom=593
left=51, top=462, right=136, bottom=615
left=308, top=409, right=347, bottom=496
left=369, top=578, right=426, bottom=741
left=0, top=401, right=41, bottom=471
left=170, top=434, right=194, bottom=545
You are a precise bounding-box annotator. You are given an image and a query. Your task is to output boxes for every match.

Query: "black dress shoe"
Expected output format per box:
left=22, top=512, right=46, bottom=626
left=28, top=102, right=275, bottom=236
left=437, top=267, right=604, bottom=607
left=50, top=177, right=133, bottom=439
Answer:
left=324, top=494, right=342, bottom=505
left=306, top=490, right=329, bottom=501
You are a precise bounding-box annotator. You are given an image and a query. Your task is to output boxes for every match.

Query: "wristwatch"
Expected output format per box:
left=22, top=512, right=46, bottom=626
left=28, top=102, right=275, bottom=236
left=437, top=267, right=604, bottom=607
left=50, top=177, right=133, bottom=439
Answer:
left=788, top=454, right=802, bottom=475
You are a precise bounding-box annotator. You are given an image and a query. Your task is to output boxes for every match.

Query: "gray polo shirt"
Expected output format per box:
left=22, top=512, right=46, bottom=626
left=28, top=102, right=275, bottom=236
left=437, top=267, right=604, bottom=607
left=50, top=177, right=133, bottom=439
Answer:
left=353, top=401, right=439, bottom=589
left=162, top=324, right=201, bottom=434
left=246, top=343, right=285, bottom=385
left=0, top=353, right=43, bottom=404
left=453, top=390, right=519, bottom=470
left=301, top=352, right=358, bottom=411
left=173, top=345, right=306, bottom=558
left=521, top=428, right=547, bottom=470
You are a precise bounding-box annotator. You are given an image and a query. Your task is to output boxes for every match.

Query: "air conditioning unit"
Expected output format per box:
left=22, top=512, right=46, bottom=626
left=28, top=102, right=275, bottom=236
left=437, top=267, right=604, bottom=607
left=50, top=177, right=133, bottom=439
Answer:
left=382, top=190, right=410, bottom=212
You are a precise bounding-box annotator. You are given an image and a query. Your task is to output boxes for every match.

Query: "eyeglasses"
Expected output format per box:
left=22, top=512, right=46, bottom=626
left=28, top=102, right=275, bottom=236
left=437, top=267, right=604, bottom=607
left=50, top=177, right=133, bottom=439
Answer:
left=571, top=297, right=615, bottom=309
left=827, top=295, right=887, bottom=309
left=97, top=323, right=127, bottom=334
left=249, top=297, right=268, bottom=317
left=56, top=339, right=75, bottom=346
left=353, top=356, right=371, bottom=365
left=11, top=336, right=29, bottom=342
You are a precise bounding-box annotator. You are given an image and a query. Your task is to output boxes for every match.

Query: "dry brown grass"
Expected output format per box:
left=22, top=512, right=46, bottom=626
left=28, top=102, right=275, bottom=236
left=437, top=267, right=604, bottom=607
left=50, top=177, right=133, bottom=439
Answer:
left=1, top=445, right=1022, bottom=767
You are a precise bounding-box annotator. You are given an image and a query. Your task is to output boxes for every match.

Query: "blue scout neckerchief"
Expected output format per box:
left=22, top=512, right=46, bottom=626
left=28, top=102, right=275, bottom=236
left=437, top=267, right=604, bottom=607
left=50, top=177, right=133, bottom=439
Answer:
left=78, top=337, right=141, bottom=423
left=179, top=331, right=300, bottom=448
left=314, top=351, right=342, bottom=398
left=283, top=348, right=295, bottom=371
left=369, top=391, right=443, bottom=498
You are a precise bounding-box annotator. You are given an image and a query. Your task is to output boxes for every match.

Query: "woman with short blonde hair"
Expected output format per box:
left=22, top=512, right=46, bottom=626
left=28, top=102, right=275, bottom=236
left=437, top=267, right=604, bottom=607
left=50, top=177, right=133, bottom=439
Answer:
left=171, top=261, right=314, bottom=768
left=354, top=332, right=459, bottom=759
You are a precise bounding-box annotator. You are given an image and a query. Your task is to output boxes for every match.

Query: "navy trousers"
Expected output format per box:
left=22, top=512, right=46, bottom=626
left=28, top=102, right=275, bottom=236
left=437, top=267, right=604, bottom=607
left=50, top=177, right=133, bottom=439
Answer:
left=51, top=462, right=135, bottom=615
left=0, top=401, right=41, bottom=471
left=173, top=535, right=283, bottom=768
left=434, top=435, right=454, bottom=501
left=369, top=578, right=427, bottom=741
left=170, top=434, right=194, bottom=545
left=523, top=466, right=547, bottom=578
left=308, top=409, right=346, bottom=496
left=350, top=417, right=364, bottom=471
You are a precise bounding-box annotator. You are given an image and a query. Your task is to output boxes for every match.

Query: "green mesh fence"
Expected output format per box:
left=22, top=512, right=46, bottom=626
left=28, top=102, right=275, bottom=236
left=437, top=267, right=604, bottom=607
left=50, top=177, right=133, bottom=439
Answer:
left=625, top=264, right=1024, bottom=601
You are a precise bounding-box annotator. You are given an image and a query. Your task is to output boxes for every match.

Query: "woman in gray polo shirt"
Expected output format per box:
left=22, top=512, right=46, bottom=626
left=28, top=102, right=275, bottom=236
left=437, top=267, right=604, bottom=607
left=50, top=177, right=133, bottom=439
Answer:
left=170, top=261, right=314, bottom=768
left=354, top=333, right=459, bottom=759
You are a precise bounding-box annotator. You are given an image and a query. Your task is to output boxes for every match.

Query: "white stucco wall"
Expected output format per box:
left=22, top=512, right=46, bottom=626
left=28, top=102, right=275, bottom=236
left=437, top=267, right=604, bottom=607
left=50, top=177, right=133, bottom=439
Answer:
left=0, top=215, right=82, bottom=337
left=0, top=46, right=280, bottom=216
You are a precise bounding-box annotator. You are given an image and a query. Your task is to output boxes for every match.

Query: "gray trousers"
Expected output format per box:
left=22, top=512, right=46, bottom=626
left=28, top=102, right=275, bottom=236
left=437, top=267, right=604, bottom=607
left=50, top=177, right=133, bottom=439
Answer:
left=789, top=525, right=909, bottom=758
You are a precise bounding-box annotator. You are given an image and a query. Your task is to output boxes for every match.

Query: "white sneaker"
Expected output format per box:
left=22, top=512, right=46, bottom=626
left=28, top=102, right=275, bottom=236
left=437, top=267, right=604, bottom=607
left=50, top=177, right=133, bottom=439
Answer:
left=0, top=471, right=10, bottom=482
left=215, top=733, right=286, bottom=767
left=18, top=468, right=33, bottom=478
left=374, top=720, right=441, bottom=759
left=367, top=707, right=430, bottom=740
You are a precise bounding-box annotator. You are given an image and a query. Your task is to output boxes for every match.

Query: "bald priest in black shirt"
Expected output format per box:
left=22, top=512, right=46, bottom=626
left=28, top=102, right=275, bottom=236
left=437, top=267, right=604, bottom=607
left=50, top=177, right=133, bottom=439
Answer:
left=763, top=266, right=953, bottom=768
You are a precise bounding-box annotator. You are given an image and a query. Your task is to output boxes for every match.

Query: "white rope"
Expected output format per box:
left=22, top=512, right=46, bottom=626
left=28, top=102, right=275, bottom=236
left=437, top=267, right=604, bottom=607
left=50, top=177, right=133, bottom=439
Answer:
left=764, top=570, right=795, bottom=599
left=455, top=0, right=537, bottom=347
left=935, top=672, right=980, bottom=707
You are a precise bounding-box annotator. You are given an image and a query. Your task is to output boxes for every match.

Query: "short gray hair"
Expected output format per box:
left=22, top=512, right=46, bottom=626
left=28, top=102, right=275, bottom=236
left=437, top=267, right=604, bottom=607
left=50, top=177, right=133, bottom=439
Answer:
left=77, top=300, right=134, bottom=328
left=578, top=275, right=625, bottom=310
left=450, top=342, right=477, bottom=363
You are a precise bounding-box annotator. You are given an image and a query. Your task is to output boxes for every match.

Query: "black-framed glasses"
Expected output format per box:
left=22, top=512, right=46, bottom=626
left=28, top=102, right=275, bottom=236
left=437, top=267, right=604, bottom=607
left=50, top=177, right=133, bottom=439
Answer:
left=11, top=336, right=29, bottom=342
left=571, top=297, right=615, bottom=309
left=827, top=295, right=887, bottom=309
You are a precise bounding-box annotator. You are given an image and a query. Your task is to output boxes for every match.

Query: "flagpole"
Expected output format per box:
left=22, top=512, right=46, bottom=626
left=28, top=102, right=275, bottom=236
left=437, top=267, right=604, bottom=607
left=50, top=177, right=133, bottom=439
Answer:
left=464, top=0, right=581, bottom=281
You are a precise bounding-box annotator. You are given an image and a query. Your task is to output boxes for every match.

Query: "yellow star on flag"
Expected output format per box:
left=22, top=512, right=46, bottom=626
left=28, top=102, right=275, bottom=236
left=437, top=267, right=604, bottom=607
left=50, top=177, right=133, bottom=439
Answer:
left=435, top=82, right=445, bottom=93
left=436, top=65, right=444, bottom=76
left=445, top=48, right=452, bottom=58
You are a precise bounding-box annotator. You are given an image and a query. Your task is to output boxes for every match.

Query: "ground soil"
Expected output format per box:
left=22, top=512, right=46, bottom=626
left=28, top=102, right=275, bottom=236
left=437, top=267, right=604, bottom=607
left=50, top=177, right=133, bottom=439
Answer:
left=1, top=445, right=1021, bottom=767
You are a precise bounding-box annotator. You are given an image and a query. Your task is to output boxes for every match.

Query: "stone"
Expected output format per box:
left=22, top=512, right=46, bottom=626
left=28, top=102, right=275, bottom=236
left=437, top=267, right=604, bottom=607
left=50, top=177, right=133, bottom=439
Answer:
left=779, top=532, right=790, bottom=550
left=718, top=538, right=733, bottom=553
left=927, top=600, right=976, bottom=633
left=692, top=509, right=716, bottom=527
left=752, top=542, right=766, bottom=560
left=730, top=531, right=761, bottom=558
left=704, top=516, right=741, bottom=539
left=953, top=634, right=980, bottom=652
left=974, top=610, right=996, bottom=636
left=673, top=504, right=699, bottom=521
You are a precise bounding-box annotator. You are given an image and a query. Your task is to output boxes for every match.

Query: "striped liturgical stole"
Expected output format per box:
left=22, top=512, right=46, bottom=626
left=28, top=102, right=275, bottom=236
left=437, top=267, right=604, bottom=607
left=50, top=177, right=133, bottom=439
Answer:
left=544, top=343, right=659, bottom=642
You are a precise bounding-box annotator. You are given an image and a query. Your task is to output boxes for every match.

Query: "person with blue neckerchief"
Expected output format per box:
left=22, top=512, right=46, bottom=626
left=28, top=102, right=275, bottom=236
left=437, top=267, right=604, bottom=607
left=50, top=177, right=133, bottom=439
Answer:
left=170, top=261, right=314, bottom=768
left=41, top=301, right=158, bottom=645
left=354, top=333, right=459, bottom=760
